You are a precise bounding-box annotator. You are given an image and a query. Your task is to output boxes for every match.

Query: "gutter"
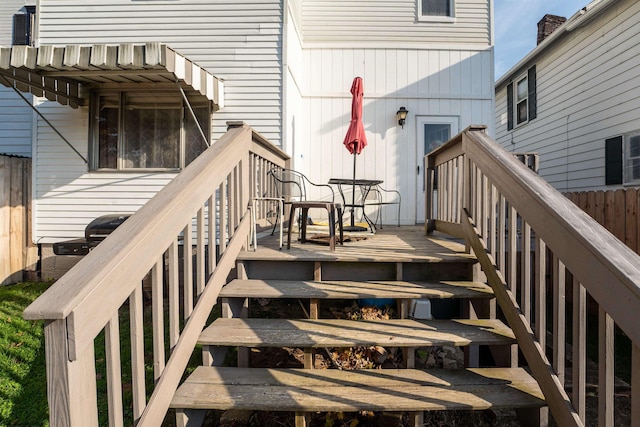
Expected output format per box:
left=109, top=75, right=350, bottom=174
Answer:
left=495, top=0, right=618, bottom=89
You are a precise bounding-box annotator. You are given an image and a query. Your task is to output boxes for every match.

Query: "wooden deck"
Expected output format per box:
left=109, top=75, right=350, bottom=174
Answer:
left=243, top=225, right=474, bottom=263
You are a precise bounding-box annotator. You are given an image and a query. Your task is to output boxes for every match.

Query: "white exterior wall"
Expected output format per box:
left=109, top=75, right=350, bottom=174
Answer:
left=0, top=0, right=34, bottom=157
left=298, top=47, right=494, bottom=224
left=495, top=0, right=640, bottom=192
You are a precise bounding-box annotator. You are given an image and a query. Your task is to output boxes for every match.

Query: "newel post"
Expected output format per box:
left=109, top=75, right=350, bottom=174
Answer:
left=44, top=319, right=98, bottom=426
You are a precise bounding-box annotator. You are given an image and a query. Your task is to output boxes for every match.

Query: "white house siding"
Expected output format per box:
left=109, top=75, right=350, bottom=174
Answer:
left=495, top=0, right=640, bottom=192
left=32, top=102, right=176, bottom=243
left=302, top=0, right=490, bottom=45
left=31, top=0, right=283, bottom=242
left=0, top=0, right=34, bottom=157
left=299, top=47, right=494, bottom=224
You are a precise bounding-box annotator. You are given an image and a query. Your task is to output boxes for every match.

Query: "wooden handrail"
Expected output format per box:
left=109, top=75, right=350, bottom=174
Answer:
left=462, top=129, right=640, bottom=345
left=24, top=123, right=289, bottom=426
left=427, top=126, right=640, bottom=425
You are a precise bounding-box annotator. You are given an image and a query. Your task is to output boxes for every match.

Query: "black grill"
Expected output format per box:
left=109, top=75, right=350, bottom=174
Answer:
left=53, top=214, right=131, bottom=255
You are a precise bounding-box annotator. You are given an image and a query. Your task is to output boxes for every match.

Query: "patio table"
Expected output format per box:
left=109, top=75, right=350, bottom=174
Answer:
left=329, top=178, right=383, bottom=233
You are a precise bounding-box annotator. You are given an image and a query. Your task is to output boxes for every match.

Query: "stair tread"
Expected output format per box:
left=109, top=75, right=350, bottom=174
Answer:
left=171, top=367, right=545, bottom=412
left=199, top=318, right=515, bottom=347
left=219, top=279, right=493, bottom=299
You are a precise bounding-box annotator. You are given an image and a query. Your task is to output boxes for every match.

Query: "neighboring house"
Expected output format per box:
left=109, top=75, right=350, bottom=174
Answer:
left=0, top=0, right=494, bottom=278
left=495, top=0, right=640, bottom=193
left=0, top=0, right=35, bottom=157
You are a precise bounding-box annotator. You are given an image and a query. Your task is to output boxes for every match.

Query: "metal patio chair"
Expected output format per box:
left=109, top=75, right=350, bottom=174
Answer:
left=269, top=168, right=344, bottom=251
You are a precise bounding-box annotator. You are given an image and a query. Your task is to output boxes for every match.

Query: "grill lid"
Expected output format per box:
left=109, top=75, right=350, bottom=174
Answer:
left=85, top=214, right=131, bottom=241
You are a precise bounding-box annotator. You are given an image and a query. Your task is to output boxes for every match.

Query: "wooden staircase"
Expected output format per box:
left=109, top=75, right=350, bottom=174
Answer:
left=170, top=227, right=547, bottom=426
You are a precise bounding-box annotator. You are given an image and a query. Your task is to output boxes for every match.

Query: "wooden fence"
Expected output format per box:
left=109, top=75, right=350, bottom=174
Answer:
left=565, top=188, right=640, bottom=254
left=0, top=155, right=37, bottom=285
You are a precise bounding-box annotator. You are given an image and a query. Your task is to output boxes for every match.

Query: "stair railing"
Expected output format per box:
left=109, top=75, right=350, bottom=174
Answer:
left=426, top=126, right=640, bottom=426
left=23, top=123, right=289, bottom=426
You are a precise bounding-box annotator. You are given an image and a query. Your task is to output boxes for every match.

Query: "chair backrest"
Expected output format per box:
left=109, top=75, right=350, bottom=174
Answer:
left=269, top=168, right=307, bottom=201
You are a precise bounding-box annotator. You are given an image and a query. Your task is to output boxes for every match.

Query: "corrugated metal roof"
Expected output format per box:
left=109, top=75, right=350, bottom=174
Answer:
left=0, top=42, right=223, bottom=108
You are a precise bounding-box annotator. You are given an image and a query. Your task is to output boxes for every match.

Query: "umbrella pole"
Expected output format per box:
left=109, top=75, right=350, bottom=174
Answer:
left=344, top=149, right=367, bottom=232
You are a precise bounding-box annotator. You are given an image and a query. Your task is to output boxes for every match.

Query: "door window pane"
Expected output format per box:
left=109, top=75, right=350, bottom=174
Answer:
left=424, top=123, right=451, bottom=153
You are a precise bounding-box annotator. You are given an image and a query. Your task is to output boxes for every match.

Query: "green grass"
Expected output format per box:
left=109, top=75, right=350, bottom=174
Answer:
left=0, top=280, right=220, bottom=427
left=0, top=281, right=52, bottom=427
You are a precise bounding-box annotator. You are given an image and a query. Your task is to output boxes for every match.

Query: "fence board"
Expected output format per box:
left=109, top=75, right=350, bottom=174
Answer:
left=565, top=188, right=640, bottom=256
left=0, top=157, right=10, bottom=285
left=0, top=155, right=33, bottom=286
left=626, top=190, right=637, bottom=253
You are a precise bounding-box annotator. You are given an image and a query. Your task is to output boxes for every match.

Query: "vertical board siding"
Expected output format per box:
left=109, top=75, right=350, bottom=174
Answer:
left=302, top=0, right=490, bottom=45
left=301, top=47, right=493, bottom=224
left=495, top=0, right=640, bottom=192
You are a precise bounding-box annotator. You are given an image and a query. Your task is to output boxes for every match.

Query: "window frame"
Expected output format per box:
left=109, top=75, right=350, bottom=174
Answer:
left=506, top=65, right=537, bottom=131
left=515, top=74, right=529, bottom=126
left=89, top=90, right=211, bottom=172
left=417, top=0, right=455, bottom=22
left=12, top=6, right=36, bottom=46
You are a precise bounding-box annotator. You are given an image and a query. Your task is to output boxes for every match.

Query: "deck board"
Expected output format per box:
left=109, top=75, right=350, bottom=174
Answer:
left=241, top=227, right=475, bottom=263
left=171, top=367, right=545, bottom=412
left=220, top=278, right=492, bottom=300
left=199, top=318, right=515, bottom=348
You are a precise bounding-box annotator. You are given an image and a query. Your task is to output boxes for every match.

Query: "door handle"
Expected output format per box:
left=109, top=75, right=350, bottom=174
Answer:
left=417, top=165, right=420, bottom=175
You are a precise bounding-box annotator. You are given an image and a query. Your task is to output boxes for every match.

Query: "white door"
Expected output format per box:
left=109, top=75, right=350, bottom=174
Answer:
left=416, top=116, right=459, bottom=223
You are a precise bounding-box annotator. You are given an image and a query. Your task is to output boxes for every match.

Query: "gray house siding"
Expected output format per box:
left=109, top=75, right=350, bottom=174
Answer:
left=495, top=0, right=640, bottom=192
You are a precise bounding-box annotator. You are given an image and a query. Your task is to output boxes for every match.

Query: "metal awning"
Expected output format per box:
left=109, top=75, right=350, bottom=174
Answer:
left=0, top=42, right=224, bottom=109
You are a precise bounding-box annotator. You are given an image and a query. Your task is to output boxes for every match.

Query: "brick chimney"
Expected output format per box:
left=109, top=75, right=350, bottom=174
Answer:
left=537, top=14, right=567, bottom=45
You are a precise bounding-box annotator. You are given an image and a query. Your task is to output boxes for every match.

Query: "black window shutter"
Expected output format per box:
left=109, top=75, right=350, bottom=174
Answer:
left=528, top=65, right=537, bottom=121
left=12, top=14, right=28, bottom=45
left=506, top=82, right=514, bottom=131
left=605, top=136, right=623, bottom=185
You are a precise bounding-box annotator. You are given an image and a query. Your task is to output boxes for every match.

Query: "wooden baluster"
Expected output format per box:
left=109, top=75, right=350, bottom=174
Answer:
left=490, top=184, right=497, bottom=260
left=482, top=175, right=489, bottom=243
left=456, top=156, right=463, bottom=223
left=152, top=257, right=165, bottom=382
left=183, top=222, right=193, bottom=319
left=552, top=254, right=565, bottom=386
left=129, top=284, right=146, bottom=422
left=535, top=237, right=546, bottom=351
left=196, top=207, right=205, bottom=297
left=105, top=313, right=124, bottom=427
left=572, top=277, right=586, bottom=423
left=521, top=220, right=531, bottom=322
left=168, top=241, right=180, bottom=349
left=208, top=195, right=216, bottom=274
left=632, top=343, right=640, bottom=427
left=219, top=180, right=228, bottom=253
left=598, top=309, right=614, bottom=427
left=498, top=194, right=506, bottom=272
left=508, top=204, right=517, bottom=293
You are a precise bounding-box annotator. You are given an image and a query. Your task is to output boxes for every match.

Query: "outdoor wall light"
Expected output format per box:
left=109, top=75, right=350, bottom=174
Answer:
left=396, top=107, right=408, bottom=128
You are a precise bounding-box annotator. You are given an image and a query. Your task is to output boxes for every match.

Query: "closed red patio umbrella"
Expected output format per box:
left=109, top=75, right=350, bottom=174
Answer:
left=343, top=77, right=368, bottom=231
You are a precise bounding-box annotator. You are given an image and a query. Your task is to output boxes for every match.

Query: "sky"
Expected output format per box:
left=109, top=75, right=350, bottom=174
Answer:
left=493, top=0, right=592, bottom=79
